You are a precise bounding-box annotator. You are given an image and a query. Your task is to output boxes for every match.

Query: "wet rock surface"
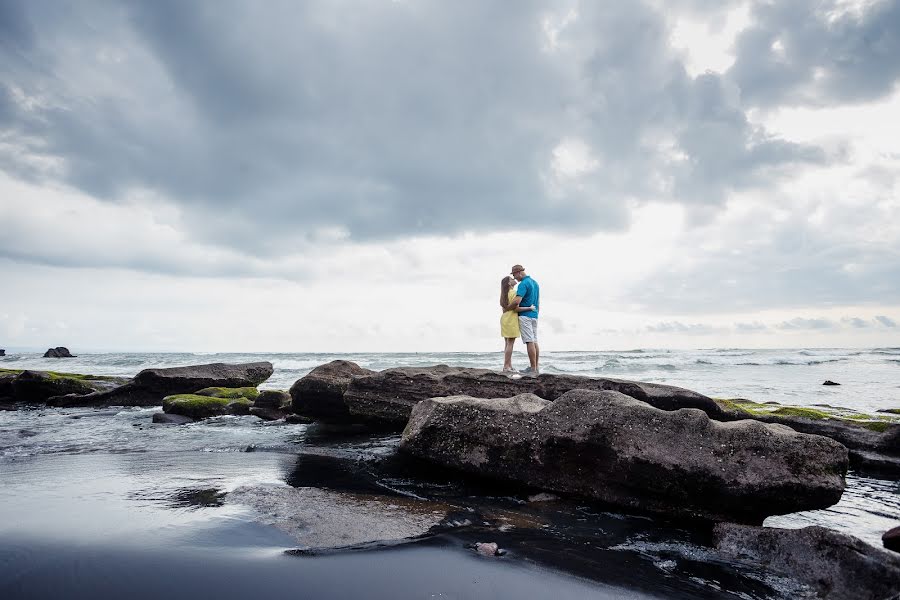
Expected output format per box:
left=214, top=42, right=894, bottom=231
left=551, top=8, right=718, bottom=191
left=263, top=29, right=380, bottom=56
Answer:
left=49, top=362, right=274, bottom=407
left=714, top=523, right=900, bottom=600
left=293, top=360, right=724, bottom=427
left=228, top=483, right=451, bottom=551
left=400, top=390, right=848, bottom=524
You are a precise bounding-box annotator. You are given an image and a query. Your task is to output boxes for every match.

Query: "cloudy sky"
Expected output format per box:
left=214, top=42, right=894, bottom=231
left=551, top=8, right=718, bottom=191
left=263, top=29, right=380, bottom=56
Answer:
left=1, top=0, right=898, bottom=352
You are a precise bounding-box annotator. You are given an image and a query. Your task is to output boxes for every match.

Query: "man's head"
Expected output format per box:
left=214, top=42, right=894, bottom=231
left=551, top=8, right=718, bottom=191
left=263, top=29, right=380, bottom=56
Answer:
left=511, top=264, right=526, bottom=282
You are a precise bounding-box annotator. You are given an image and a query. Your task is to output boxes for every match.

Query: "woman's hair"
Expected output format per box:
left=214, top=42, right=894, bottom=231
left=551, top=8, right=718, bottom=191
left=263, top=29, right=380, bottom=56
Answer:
left=500, top=276, right=513, bottom=310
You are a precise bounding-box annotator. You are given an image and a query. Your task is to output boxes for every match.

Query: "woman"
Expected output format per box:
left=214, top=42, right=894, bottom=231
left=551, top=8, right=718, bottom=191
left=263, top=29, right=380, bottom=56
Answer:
left=500, top=275, right=534, bottom=372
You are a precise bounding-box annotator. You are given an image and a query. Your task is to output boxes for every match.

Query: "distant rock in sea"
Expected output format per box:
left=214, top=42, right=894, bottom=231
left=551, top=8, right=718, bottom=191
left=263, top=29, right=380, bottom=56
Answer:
left=823, top=380, right=840, bottom=385
left=43, top=347, right=76, bottom=358
left=0, top=349, right=5, bottom=356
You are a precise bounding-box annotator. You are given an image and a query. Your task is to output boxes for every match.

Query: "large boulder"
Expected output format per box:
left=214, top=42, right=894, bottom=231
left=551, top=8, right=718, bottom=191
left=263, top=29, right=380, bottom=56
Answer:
left=714, top=523, right=900, bottom=600
left=292, top=361, right=724, bottom=427
left=43, top=347, right=75, bottom=358
left=49, top=362, right=273, bottom=407
left=290, top=360, right=376, bottom=421
left=400, top=390, right=848, bottom=524
left=0, top=349, right=6, bottom=356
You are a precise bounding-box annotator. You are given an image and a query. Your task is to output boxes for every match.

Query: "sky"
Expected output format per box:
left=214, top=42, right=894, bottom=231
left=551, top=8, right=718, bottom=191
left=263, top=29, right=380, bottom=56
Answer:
left=1, top=0, right=899, bottom=352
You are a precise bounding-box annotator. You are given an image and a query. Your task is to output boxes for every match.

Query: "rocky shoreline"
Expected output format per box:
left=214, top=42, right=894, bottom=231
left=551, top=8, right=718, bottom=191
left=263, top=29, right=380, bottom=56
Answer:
left=1, top=359, right=898, bottom=598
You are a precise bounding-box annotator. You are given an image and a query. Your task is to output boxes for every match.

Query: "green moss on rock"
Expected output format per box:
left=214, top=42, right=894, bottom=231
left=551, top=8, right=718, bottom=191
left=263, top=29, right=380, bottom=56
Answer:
left=770, top=407, right=831, bottom=420
left=194, top=386, right=259, bottom=400
left=163, top=394, right=251, bottom=418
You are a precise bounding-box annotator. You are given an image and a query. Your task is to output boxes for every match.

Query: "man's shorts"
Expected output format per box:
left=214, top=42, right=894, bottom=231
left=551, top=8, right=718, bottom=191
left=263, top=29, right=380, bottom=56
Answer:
left=519, top=316, right=538, bottom=343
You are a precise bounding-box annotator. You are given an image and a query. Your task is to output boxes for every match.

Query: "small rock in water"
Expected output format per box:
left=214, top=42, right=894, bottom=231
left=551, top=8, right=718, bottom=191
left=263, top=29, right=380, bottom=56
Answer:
left=822, top=380, right=840, bottom=386
left=43, top=346, right=76, bottom=358
left=884, top=526, right=900, bottom=553
left=474, top=542, right=500, bottom=556
left=151, top=412, right=194, bottom=425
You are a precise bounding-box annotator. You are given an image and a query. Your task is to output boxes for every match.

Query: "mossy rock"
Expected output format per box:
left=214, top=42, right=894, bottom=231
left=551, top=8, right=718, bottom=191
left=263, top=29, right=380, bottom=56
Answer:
left=163, top=394, right=252, bottom=419
left=713, top=397, right=900, bottom=436
left=194, top=386, right=259, bottom=400
left=0, top=368, right=119, bottom=382
left=11, top=370, right=99, bottom=403
left=878, top=408, right=900, bottom=415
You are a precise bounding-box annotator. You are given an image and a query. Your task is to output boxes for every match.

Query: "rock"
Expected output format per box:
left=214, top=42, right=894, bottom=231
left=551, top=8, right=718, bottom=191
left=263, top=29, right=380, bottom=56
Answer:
left=400, top=390, right=848, bottom=524
left=254, top=390, right=291, bottom=409
left=884, top=526, right=900, bottom=553
left=474, top=542, right=500, bottom=556
left=0, top=374, right=14, bottom=398
left=290, top=360, right=376, bottom=421
left=195, top=386, right=260, bottom=401
left=43, top=347, right=76, bottom=358
left=714, top=398, right=900, bottom=473
left=162, top=394, right=252, bottom=419
left=51, top=362, right=273, bottom=407
left=714, top=523, right=900, bottom=600
left=285, top=414, right=314, bottom=424
left=151, top=412, right=195, bottom=425
left=293, top=361, right=724, bottom=427
left=0, top=349, right=5, bottom=356
left=11, top=370, right=97, bottom=403
left=822, top=380, right=840, bottom=386
left=249, top=406, right=287, bottom=421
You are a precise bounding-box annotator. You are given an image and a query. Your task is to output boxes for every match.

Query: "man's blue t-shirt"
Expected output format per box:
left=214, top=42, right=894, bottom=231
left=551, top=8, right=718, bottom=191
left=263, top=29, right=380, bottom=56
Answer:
left=515, top=276, right=539, bottom=318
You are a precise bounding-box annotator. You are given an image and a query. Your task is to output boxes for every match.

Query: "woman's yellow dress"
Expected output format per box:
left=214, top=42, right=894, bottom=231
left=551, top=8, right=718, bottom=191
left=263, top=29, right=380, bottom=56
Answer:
left=500, top=288, right=520, bottom=338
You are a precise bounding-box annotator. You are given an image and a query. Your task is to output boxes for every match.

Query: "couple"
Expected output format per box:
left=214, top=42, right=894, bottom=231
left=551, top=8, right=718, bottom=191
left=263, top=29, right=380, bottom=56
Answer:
left=499, top=264, right=540, bottom=375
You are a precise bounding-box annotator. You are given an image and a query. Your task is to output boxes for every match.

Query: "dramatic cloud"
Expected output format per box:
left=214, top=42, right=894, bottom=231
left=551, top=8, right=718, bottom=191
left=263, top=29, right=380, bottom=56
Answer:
left=0, top=0, right=829, bottom=253
left=729, top=0, right=900, bottom=108
left=2, top=0, right=899, bottom=351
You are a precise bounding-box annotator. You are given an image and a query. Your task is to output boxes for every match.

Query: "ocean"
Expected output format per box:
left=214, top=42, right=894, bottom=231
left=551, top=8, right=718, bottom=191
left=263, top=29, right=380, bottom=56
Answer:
left=1, top=348, right=898, bottom=599
left=2, top=346, right=899, bottom=412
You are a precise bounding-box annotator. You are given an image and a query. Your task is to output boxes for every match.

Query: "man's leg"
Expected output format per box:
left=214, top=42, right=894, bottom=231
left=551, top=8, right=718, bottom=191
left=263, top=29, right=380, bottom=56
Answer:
left=534, top=342, right=540, bottom=372
left=526, top=341, right=537, bottom=370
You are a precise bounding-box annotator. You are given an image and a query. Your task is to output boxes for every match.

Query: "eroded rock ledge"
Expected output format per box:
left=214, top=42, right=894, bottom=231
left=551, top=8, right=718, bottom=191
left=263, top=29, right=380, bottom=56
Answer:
left=291, top=360, right=724, bottom=427
left=399, top=390, right=848, bottom=524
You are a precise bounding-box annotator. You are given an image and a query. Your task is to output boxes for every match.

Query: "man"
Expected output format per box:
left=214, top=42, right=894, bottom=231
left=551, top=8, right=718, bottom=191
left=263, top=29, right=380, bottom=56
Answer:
left=509, top=264, right=540, bottom=375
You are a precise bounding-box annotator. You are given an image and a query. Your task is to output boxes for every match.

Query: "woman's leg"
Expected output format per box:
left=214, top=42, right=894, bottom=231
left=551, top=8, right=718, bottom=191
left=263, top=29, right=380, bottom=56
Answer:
left=503, top=338, right=515, bottom=370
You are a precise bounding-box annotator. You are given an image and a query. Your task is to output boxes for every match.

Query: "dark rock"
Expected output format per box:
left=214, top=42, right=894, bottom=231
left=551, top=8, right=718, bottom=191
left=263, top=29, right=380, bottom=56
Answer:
left=400, top=390, right=848, bottom=524
left=823, top=380, right=841, bottom=386
left=249, top=406, right=287, bottom=421
left=714, top=523, right=900, bottom=599
left=0, top=349, right=5, bottom=356
left=51, top=361, right=274, bottom=408
left=151, top=412, right=195, bottom=425
left=43, top=347, right=76, bottom=358
left=294, top=361, right=724, bottom=428
left=12, top=370, right=96, bottom=403
left=884, top=526, right=900, bottom=553
left=254, top=390, right=291, bottom=409
left=848, top=449, right=900, bottom=476
left=285, top=414, right=314, bottom=424
left=0, top=374, right=14, bottom=398
left=290, top=360, right=376, bottom=421
left=0, top=400, right=16, bottom=411
left=226, top=400, right=251, bottom=416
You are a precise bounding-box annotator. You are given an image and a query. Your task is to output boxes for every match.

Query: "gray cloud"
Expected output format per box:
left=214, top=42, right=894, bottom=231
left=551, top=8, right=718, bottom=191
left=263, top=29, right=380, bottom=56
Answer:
left=875, top=315, right=898, bottom=328
left=729, top=0, right=900, bottom=107
left=0, top=0, right=832, bottom=258
left=646, top=321, right=718, bottom=334
left=776, top=317, right=836, bottom=330
left=735, top=321, right=768, bottom=332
